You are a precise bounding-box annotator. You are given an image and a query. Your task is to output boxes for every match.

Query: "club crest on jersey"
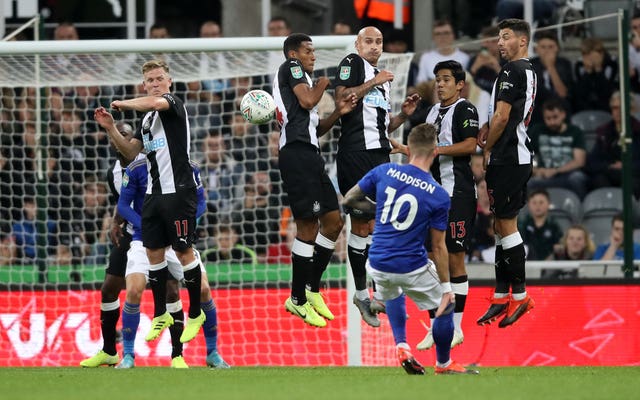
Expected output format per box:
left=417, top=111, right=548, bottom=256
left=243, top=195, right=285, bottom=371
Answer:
left=122, top=172, right=129, bottom=187
left=290, top=66, right=303, bottom=79
left=339, top=66, right=351, bottom=80
left=312, top=201, right=321, bottom=213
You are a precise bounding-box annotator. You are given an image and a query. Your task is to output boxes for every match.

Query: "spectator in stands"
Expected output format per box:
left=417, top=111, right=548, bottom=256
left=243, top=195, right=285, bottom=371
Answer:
left=518, top=189, right=563, bottom=261
left=267, top=16, right=292, bottom=75
left=203, top=223, right=257, bottom=264
left=200, top=130, right=243, bottom=216
left=221, top=76, right=254, bottom=117
left=528, top=98, right=588, bottom=199
left=383, top=28, right=419, bottom=90
left=573, top=37, right=618, bottom=113
left=257, top=130, right=287, bottom=206
left=0, top=222, right=16, bottom=266
left=226, top=112, right=268, bottom=172
left=149, top=23, right=170, bottom=39
left=56, top=180, right=111, bottom=272
left=332, top=20, right=353, bottom=35
left=416, top=20, right=470, bottom=84
left=593, top=213, right=640, bottom=262
left=12, top=197, right=57, bottom=262
left=628, top=12, right=640, bottom=93
left=496, top=0, right=556, bottom=26
left=230, top=171, right=280, bottom=257
left=266, top=211, right=296, bottom=265
left=50, top=105, right=102, bottom=183
left=53, top=21, right=79, bottom=40
left=187, top=21, right=230, bottom=104
left=530, top=30, right=573, bottom=125
left=543, top=224, right=595, bottom=279
left=468, top=25, right=503, bottom=93
left=462, top=69, right=491, bottom=127
left=585, top=91, right=640, bottom=196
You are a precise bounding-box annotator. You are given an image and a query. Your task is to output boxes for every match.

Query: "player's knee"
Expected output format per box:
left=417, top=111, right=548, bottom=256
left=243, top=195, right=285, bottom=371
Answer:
left=126, top=289, right=143, bottom=304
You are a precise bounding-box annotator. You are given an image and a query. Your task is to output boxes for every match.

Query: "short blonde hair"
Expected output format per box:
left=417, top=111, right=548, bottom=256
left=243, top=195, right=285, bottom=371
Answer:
left=142, top=59, right=170, bottom=75
left=407, top=123, right=437, bottom=158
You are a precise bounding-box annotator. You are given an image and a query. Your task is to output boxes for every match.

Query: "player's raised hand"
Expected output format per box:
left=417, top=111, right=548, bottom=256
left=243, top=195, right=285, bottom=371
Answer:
left=435, top=291, right=455, bottom=318
left=400, top=93, right=421, bottom=116
left=375, top=70, right=394, bottom=84
left=336, top=93, right=358, bottom=116
left=110, top=100, right=124, bottom=112
left=316, top=76, right=331, bottom=90
left=389, top=137, right=408, bottom=156
left=94, top=107, right=115, bottom=128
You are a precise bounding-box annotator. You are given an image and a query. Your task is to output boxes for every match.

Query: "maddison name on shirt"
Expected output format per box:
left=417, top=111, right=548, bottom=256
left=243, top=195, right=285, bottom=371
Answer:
left=386, top=167, right=437, bottom=194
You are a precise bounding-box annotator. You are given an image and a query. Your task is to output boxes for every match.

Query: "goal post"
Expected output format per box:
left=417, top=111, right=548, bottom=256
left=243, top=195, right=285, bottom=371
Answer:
left=0, top=35, right=413, bottom=366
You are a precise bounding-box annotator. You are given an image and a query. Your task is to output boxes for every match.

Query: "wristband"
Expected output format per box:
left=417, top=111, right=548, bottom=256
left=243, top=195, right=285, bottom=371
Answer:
left=440, top=282, right=452, bottom=293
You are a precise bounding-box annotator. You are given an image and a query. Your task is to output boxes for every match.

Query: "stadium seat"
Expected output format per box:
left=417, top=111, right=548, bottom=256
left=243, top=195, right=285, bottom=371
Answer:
left=547, top=187, right=582, bottom=222
left=570, top=109, right=612, bottom=134
left=584, top=0, right=636, bottom=40
left=582, top=187, right=623, bottom=218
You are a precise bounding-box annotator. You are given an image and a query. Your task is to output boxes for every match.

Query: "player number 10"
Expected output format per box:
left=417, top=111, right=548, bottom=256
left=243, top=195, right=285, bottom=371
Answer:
left=379, top=186, right=418, bottom=231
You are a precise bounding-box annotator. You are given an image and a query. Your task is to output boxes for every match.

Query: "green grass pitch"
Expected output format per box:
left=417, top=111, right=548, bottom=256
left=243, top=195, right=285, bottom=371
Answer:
left=1, top=366, right=638, bottom=400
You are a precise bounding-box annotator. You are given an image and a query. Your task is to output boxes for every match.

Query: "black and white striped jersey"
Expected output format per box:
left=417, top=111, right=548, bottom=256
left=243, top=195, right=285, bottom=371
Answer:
left=426, top=98, right=478, bottom=198
left=272, top=58, right=320, bottom=149
left=134, top=93, right=196, bottom=194
left=488, top=58, right=536, bottom=165
left=335, top=53, right=391, bottom=152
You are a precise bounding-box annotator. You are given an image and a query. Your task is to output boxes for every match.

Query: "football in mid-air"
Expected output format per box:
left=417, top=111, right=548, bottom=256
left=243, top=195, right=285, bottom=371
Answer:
left=240, top=89, right=276, bottom=125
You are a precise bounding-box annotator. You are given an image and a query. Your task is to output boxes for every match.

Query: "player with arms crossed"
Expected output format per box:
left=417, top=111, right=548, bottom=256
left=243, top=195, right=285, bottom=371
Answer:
left=80, top=122, right=141, bottom=367
left=477, top=19, right=536, bottom=327
left=273, top=33, right=356, bottom=327
left=392, top=60, right=479, bottom=348
left=115, top=158, right=229, bottom=368
left=343, top=123, right=478, bottom=375
left=335, top=26, right=420, bottom=327
left=95, top=59, right=204, bottom=342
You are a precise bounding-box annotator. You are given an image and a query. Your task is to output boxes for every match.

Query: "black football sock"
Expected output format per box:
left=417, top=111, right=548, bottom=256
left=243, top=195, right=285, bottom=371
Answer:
left=182, top=261, right=202, bottom=319
left=291, top=239, right=314, bottom=305
left=347, top=233, right=368, bottom=291
left=308, top=233, right=335, bottom=292
left=494, top=244, right=510, bottom=294
left=100, top=301, right=120, bottom=356
left=168, top=307, right=184, bottom=359
left=149, top=263, right=168, bottom=317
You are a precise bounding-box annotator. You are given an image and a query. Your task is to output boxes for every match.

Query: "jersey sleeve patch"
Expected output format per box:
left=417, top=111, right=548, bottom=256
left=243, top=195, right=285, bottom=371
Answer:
left=290, top=66, right=303, bottom=79
left=339, top=66, right=351, bottom=80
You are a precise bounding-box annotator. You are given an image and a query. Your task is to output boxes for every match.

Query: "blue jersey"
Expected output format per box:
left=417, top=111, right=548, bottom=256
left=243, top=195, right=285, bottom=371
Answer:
left=118, top=159, right=206, bottom=241
left=358, top=163, right=451, bottom=273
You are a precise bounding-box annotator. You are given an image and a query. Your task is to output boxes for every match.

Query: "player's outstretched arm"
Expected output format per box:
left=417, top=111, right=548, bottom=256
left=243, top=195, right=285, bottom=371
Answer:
left=342, top=183, right=376, bottom=215
left=317, top=93, right=358, bottom=136
left=335, top=69, right=394, bottom=102
left=94, top=107, right=143, bottom=161
left=111, top=95, right=170, bottom=113
left=293, top=77, right=331, bottom=110
left=388, top=93, right=421, bottom=133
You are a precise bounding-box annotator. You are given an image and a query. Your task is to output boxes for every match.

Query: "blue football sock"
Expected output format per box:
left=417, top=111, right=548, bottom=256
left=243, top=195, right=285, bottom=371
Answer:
left=385, top=294, right=407, bottom=345
left=201, top=299, right=218, bottom=354
left=121, top=302, right=140, bottom=357
left=432, top=311, right=454, bottom=364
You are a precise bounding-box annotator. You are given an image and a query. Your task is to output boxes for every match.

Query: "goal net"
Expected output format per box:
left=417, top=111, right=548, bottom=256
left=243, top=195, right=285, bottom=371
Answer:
left=0, top=35, right=413, bottom=367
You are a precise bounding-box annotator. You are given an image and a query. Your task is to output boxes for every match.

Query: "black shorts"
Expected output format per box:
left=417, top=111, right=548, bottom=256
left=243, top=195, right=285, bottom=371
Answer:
left=141, top=188, right=197, bottom=251
left=279, top=143, right=339, bottom=220
left=337, top=149, right=390, bottom=197
left=105, top=231, right=132, bottom=277
left=446, top=197, right=477, bottom=253
left=485, top=164, right=532, bottom=219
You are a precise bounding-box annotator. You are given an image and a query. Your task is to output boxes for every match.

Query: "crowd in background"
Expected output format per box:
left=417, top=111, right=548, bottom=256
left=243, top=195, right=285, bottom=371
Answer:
left=1, top=1, right=639, bottom=278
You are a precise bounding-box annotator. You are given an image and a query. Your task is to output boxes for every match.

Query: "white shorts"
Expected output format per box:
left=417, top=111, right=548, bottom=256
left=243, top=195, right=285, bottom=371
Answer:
left=125, top=241, right=208, bottom=280
left=366, top=260, right=443, bottom=311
